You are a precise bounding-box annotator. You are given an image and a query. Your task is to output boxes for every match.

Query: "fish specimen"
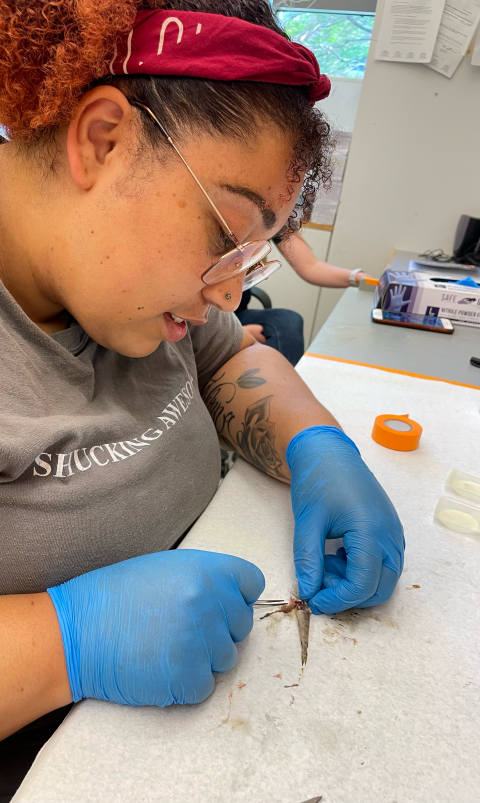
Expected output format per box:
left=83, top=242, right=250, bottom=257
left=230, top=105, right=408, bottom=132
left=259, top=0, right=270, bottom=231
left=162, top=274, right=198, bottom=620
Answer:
left=260, top=596, right=311, bottom=665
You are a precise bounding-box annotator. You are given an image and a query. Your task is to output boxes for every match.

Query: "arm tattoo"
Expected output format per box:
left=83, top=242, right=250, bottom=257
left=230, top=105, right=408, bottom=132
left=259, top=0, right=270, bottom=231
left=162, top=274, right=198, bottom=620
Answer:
left=203, top=369, right=288, bottom=480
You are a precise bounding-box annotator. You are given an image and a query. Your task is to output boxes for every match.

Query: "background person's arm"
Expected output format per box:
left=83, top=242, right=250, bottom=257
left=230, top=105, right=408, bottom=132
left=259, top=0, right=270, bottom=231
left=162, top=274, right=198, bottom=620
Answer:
left=277, top=232, right=369, bottom=288
left=0, top=593, right=72, bottom=740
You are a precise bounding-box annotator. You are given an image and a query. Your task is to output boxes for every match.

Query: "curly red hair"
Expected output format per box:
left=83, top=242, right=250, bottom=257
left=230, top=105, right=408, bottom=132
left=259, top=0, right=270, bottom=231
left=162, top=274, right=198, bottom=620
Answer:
left=0, top=0, right=145, bottom=141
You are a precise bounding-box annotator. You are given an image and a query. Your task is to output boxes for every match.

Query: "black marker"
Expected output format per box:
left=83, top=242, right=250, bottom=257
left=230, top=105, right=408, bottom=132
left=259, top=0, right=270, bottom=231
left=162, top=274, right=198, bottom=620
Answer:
left=470, top=357, right=480, bottom=369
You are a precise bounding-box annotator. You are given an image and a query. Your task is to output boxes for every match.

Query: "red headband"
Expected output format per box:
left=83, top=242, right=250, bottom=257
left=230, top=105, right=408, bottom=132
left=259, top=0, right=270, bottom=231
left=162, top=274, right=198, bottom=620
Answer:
left=109, top=10, right=330, bottom=104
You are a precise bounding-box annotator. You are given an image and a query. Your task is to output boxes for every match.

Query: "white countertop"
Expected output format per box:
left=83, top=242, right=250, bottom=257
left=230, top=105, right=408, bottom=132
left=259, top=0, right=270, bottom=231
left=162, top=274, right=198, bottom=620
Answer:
left=15, top=356, right=480, bottom=803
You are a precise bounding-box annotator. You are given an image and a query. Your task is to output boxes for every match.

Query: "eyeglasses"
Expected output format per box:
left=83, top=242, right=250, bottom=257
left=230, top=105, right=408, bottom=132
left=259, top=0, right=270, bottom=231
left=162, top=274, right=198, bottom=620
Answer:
left=131, top=101, right=281, bottom=291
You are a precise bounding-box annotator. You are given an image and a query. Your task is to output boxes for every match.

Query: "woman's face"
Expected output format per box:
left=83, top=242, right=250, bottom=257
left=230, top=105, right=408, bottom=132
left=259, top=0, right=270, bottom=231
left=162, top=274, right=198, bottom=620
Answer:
left=21, top=88, right=302, bottom=357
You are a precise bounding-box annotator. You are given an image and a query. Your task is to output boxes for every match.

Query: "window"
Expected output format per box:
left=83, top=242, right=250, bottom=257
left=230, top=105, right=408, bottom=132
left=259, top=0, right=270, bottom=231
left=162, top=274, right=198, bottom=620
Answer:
left=275, top=10, right=374, bottom=79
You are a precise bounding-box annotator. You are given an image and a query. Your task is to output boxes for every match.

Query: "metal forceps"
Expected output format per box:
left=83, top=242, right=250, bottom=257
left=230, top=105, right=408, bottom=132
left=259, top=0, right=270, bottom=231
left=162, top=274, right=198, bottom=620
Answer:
left=253, top=598, right=290, bottom=608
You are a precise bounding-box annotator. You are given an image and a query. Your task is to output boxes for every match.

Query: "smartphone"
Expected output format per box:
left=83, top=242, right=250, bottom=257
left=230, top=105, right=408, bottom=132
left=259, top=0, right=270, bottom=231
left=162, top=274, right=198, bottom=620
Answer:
left=372, top=308, right=454, bottom=333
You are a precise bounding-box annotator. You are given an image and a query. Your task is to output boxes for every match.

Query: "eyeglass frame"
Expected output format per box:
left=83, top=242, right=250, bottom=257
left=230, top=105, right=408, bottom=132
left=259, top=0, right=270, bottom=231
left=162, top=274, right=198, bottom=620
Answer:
left=130, top=97, right=281, bottom=289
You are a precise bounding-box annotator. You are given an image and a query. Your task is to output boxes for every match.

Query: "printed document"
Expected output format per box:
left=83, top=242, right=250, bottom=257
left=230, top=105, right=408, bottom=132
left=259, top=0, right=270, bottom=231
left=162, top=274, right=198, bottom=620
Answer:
left=470, top=21, right=480, bottom=64
left=375, top=0, right=446, bottom=62
left=428, top=0, right=480, bottom=76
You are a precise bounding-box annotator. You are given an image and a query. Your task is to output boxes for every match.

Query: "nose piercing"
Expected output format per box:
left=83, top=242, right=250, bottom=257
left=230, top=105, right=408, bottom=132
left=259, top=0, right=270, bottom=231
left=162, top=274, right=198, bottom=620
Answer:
left=225, top=293, right=232, bottom=300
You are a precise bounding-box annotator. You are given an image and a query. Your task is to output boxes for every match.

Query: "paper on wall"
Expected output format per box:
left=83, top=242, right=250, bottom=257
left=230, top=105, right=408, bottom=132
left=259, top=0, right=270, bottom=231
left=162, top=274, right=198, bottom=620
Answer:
left=471, top=22, right=480, bottom=63
left=375, top=0, right=446, bottom=63
left=428, top=0, right=480, bottom=76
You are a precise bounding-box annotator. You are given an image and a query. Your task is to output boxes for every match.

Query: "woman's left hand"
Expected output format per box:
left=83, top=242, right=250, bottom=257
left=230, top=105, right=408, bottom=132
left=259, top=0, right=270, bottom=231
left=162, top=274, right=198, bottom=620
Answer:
left=287, top=425, right=405, bottom=614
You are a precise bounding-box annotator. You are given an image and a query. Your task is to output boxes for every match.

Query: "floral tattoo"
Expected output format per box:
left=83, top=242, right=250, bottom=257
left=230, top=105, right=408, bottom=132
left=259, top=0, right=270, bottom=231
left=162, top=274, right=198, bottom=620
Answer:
left=203, top=369, right=288, bottom=480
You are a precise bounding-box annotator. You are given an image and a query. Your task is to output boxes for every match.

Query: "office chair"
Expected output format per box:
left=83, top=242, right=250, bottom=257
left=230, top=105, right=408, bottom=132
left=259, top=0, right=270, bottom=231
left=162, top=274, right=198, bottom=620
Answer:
left=250, top=287, right=272, bottom=309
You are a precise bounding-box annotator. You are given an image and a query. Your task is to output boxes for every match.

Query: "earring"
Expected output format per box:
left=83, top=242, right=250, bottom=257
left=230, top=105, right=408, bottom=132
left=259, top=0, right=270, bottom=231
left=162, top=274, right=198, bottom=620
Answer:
left=225, top=293, right=232, bottom=300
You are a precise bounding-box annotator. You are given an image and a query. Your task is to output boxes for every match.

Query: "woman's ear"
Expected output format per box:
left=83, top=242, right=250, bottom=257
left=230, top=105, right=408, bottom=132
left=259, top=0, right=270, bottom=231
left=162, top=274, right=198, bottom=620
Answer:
left=66, top=86, right=133, bottom=191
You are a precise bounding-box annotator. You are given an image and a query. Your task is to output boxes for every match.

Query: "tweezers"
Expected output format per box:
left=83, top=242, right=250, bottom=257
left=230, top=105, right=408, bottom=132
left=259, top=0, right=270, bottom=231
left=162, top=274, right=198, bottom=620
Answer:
left=253, top=598, right=290, bottom=607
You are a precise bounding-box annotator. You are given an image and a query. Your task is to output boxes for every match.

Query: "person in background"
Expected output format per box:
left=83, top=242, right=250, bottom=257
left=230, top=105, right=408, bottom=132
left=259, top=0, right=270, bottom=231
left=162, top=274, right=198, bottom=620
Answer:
left=237, top=228, right=371, bottom=361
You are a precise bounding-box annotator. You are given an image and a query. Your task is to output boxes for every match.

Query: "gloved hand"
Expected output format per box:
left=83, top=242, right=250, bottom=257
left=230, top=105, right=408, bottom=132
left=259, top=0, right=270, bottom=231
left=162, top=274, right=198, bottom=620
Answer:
left=47, top=550, right=264, bottom=707
left=287, top=426, right=404, bottom=615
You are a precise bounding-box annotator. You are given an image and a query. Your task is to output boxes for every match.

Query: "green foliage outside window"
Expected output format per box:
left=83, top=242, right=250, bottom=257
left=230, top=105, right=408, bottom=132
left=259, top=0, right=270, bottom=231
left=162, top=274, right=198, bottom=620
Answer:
left=276, top=11, right=374, bottom=79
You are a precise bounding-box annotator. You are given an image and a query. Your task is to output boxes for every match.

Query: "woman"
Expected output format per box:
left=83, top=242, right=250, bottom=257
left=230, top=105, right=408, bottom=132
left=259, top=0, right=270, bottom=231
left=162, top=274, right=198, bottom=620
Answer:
left=0, top=0, right=404, bottom=790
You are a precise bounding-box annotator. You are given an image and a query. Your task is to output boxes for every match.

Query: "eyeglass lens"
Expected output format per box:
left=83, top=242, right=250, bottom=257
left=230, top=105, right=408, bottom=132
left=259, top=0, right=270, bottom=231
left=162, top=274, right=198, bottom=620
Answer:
left=242, top=260, right=281, bottom=290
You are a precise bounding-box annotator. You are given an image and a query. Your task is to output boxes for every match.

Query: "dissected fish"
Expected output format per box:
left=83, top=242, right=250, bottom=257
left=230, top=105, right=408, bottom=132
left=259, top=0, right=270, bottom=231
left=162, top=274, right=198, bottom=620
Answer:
left=260, top=595, right=311, bottom=665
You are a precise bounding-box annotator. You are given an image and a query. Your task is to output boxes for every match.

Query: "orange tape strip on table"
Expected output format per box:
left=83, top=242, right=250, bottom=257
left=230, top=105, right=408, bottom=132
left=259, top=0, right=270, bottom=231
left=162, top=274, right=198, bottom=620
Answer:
left=303, top=353, right=480, bottom=390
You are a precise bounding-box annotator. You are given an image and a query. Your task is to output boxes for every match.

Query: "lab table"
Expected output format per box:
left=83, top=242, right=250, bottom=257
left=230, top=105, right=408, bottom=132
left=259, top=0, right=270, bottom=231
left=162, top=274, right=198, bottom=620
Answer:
left=14, top=342, right=480, bottom=802
left=309, top=250, right=480, bottom=389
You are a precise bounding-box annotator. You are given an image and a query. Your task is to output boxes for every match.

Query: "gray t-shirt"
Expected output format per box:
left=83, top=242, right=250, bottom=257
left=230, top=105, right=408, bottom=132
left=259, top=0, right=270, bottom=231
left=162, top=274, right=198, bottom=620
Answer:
left=0, top=281, right=243, bottom=594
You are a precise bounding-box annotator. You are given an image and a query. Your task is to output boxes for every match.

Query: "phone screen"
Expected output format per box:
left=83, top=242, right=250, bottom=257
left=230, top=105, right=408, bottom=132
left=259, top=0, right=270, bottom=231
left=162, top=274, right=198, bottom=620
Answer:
left=381, top=311, right=446, bottom=327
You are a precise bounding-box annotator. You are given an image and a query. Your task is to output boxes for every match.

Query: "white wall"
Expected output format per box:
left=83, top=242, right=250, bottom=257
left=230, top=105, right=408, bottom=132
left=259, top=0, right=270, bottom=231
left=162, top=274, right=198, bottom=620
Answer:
left=321, top=0, right=480, bottom=328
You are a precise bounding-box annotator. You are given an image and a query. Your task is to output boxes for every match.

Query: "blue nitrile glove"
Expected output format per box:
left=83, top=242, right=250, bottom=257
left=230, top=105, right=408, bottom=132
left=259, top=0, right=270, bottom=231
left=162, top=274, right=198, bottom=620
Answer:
left=47, top=550, right=264, bottom=706
left=287, top=426, right=404, bottom=615
left=454, top=276, right=479, bottom=287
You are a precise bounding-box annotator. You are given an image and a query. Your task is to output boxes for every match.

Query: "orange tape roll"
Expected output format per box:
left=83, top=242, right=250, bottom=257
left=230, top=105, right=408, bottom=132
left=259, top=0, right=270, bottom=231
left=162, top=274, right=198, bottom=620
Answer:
left=371, top=414, right=422, bottom=452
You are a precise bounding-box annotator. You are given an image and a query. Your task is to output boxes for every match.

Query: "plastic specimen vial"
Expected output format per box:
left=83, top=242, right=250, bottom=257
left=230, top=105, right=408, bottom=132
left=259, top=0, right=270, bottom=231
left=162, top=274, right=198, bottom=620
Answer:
left=446, top=469, right=480, bottom=502
left=434, top=496, right=480, bottom=534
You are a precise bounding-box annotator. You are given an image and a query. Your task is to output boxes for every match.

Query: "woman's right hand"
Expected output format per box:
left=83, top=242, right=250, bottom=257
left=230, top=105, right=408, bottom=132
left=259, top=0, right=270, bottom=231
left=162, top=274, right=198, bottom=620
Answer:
left=242, top=323, right=266, bottom=344
left=47, top=550, right=265, bottom=707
